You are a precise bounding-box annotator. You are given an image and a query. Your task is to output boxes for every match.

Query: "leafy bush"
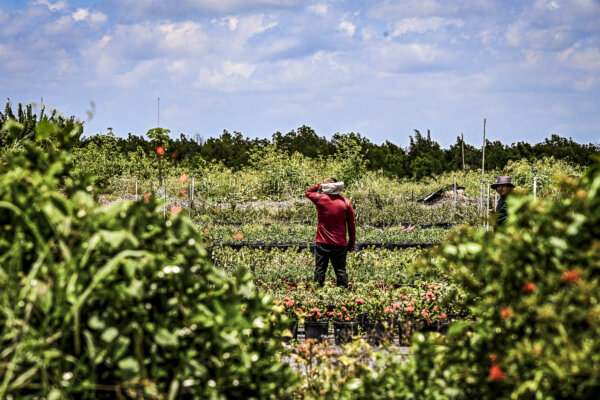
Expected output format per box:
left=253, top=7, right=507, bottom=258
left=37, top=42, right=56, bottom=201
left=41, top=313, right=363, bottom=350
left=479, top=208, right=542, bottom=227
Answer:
left=392, top=157, right=600, bottom=398
left=0, top=119, right=297, bottom=398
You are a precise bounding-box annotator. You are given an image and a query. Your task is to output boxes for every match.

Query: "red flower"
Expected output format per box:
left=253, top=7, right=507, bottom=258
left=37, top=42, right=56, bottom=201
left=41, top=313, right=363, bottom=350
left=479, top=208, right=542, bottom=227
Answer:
left=170, top=205, right=182, bottom=215
left=178, top=189, right=187, bottom=197
left=355, top=298, right=365, bottom=305
left=561, top=269, right=580, bottom=284
left=428, top=284, right=435, bottom=289
left=523, top=282, right=536, bottom=293
left=490, top=354, right=497, bottom=363
left=425, top=291, right=434, bottom=300
left=143, top=192, right=151, bottom=204
left=489, top=364, right=505, bottom=381
left=315, top=312, right=322, bottom=319
left=232, top=232, right=244, bottom=241
left=179, top=174, right=189, bottom=183
left=309, top=307, right=320, bottom=312
left=421, top=309, right=430, bottom=317
left=156, top=145, right=165, bottom=156
left=500, top=307, right=513, bottom=319
left=405, top=306, right=414, bottom=314
left=171, top=151, right=179, bottom=159
left=440, top=313, right=447, bottom=319
left=326, top=311, right=334, bottom=316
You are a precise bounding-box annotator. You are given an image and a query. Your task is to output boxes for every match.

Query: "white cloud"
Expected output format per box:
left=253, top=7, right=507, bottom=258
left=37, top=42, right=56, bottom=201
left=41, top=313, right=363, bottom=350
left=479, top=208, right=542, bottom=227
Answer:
left=339, top=21, right=356, bottom=37
left=392, top=17, right=464, bottom=36
left=167, top=60, right=187, bottom=74
left=34, top=0, right=67, bottom=12
left=219, top=16, right=239, bottom=30
left=307, top=4, right=327, bottom=16
left=237, top=14, right=278, bottom=38
left=505, top=21, right=571, bottom=50
left=223, top=60, right=256, bottom=78
left=72, top=8, right=107, bottom=25
left=367, top=0, right=457, bottom=19
left=534, top=0, right=561, bottom=11
left=558, top=45, right=600, bottom=71
left=375, top=42, right=452, bottom=72
left=115, top=60, right=158, bottom=87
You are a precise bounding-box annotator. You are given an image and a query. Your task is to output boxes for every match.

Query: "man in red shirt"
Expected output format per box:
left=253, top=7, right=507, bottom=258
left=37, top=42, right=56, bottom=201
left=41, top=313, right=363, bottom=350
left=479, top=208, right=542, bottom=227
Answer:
left=305, top=178, right=356, bottom=288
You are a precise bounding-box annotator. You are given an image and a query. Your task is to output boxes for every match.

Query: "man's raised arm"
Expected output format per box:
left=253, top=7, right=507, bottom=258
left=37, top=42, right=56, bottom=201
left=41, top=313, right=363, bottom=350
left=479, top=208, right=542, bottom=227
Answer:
left=305, top=184, right=321, bottom=203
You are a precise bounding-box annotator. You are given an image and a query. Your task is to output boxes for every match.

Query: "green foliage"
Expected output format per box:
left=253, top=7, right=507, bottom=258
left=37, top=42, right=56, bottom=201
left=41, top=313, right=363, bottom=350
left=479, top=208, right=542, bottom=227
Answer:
left=503, top=156, right=582, bottom=199
left=331, top=133, right=369, bottom=187
left=212, top=247, right=427, bottom=284
left=0, top=119, right=297, bottom=398
left=398, top=157, right=600, bottom=398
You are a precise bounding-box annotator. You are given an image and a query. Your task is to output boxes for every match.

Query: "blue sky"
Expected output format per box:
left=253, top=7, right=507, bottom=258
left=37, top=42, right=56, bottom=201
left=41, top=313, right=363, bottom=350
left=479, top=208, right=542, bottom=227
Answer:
left=1, top=0, right=599, bottom=147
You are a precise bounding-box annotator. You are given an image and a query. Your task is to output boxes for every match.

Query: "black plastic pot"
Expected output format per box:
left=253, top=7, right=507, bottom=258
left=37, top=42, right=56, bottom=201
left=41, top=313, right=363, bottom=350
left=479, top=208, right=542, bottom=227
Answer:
left=304, top=321, right=329, bottom=342
left=333, top=321, right=359, bottom=345
left=363, top=322, right=391, bottom=346
left=282, top=320, right=298, bottom=344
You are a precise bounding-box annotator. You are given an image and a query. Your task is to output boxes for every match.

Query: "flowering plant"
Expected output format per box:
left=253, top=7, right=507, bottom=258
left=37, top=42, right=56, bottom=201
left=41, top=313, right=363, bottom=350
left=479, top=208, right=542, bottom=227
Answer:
left=329, top=298, right=364, bottom=322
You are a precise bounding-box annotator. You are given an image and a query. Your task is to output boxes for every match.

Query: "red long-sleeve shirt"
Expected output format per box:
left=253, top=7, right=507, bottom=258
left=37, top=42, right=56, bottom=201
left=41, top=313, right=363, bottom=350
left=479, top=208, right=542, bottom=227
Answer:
left=305, top=184, right=356, bottom=247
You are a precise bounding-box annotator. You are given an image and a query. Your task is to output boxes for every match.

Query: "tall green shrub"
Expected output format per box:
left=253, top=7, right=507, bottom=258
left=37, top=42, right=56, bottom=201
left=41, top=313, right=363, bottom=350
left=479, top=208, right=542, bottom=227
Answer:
left=392, top=157, right=600, bottom=398
left=0, top=119, right=297, bottom=399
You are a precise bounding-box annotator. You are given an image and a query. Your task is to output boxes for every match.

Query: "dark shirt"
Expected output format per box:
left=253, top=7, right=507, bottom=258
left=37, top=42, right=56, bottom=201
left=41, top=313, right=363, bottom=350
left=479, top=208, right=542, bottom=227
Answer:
left=496, top=195, right=508, bottom=226
left=305, top=184, right=356, bottom=247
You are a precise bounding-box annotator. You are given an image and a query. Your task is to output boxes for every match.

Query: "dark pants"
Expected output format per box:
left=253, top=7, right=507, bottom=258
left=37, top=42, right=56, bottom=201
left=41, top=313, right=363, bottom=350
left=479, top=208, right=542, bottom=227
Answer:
left=314, top=242, right=349, bottom=288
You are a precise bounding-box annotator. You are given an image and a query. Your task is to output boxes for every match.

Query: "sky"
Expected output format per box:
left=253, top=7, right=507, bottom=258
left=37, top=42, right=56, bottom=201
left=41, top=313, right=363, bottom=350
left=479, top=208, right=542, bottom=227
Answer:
left=1, top=0, right=599, bottom=148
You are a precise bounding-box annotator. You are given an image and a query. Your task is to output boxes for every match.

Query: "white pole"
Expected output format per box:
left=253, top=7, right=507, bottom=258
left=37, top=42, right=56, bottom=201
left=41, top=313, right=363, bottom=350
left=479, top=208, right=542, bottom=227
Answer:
left=163, top=177, right=166, bottom=218
left=135, top=175, right=138, bottom=201
left=486, top=177, right=490, bottom=231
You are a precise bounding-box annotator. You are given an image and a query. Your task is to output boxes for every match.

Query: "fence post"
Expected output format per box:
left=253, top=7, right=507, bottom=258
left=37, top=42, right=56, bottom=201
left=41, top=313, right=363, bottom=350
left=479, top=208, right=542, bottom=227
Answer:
left=486, top=177, right=490, bottom=231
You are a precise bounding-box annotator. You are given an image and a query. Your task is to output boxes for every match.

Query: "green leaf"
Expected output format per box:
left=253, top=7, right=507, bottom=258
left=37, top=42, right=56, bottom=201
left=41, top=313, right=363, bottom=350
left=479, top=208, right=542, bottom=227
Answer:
left=35, top=119, right=57, bottom=140
left=2, top=119, right=24, bottom=140
left=48, top=388, right=63, bottom=400
left=101, top=327, right=119, bottom=343
left=118, top=357, right=140, bottom=375
left=155, top=328, right=178, bottom=347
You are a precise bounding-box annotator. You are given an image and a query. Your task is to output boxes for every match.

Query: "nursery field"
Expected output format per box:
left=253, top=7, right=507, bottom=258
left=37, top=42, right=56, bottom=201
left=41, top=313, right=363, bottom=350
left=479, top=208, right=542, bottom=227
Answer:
left=1, top=115, right=599, bottom=399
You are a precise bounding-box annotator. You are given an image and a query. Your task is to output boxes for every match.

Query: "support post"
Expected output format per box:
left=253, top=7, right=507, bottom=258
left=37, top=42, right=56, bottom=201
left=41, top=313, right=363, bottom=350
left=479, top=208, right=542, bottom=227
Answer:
left=163, top=177, right=166, bottom=218
left=135, top=175, right=138, bottom=201
left=486, top=177, right=490, bottom=231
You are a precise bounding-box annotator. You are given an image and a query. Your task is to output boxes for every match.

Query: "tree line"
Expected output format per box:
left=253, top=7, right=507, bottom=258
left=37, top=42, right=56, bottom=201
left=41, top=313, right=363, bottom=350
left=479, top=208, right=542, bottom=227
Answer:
left=2, top=101, right=598, bottom=180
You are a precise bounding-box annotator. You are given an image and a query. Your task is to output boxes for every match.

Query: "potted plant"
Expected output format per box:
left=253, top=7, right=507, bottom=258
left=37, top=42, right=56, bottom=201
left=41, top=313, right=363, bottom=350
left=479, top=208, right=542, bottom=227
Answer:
left=301, top=297, right=329, bottom=342
left=329, top=297, right=363, bottom=345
